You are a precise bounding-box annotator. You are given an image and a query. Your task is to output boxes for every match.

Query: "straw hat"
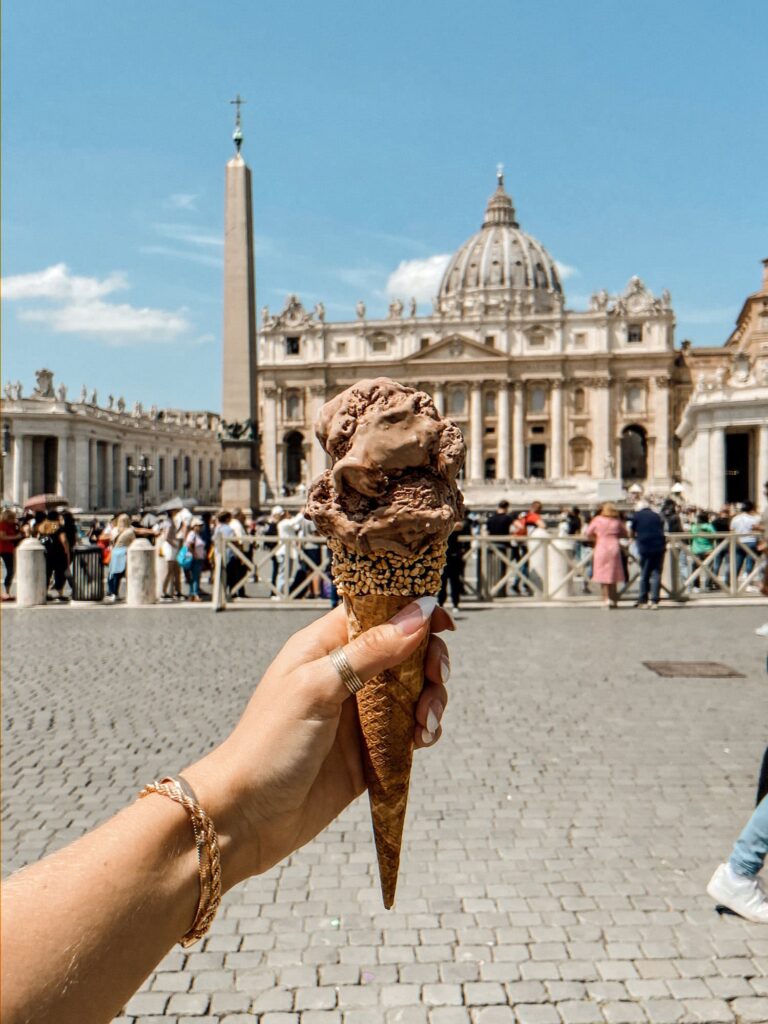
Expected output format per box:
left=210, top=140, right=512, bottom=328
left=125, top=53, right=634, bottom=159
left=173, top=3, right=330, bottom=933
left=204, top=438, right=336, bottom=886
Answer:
left=600, top=501, right=619, bottom=518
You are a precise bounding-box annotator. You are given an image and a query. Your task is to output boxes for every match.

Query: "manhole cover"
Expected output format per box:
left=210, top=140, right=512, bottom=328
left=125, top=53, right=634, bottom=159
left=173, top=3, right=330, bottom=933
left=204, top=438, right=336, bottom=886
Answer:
left=643, top=661, right=745, bottom=678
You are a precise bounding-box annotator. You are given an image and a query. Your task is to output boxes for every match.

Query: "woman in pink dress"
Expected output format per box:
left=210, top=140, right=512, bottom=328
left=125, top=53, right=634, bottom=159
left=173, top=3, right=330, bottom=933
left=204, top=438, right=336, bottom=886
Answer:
left=585, top=502, right=628, bottom=608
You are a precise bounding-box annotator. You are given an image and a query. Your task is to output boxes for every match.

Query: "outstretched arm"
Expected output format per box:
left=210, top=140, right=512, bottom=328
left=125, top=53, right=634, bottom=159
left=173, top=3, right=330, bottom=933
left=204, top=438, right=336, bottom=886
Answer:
left=1, top=600, right=452, bottom=1024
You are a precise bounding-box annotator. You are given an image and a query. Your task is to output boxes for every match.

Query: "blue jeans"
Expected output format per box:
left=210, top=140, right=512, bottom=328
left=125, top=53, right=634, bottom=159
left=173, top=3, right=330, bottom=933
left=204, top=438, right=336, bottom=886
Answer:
left=726, top=541, right=757, bottom=585
left=638, top=550, right=664, bottom=605
left=730, top=796, right=768, bottom=877
left=107, top=571, right=124, bottom=597
left=190, top=558, right=204, bottom=597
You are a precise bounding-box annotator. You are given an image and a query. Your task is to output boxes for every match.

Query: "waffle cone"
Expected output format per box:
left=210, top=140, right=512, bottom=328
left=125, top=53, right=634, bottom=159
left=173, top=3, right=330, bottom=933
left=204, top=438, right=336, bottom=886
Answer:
left=328, top=538, right=446, bottom=908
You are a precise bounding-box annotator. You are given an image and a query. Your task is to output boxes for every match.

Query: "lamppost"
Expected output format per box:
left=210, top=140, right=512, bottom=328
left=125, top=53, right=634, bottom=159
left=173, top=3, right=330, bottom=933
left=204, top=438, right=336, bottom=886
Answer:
left=128, top=454, right=154, bottom=515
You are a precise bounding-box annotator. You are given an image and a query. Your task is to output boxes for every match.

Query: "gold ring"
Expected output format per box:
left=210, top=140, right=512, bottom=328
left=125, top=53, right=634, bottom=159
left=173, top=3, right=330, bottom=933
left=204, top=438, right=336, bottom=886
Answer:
left=329, top=646, right=366, bottom=695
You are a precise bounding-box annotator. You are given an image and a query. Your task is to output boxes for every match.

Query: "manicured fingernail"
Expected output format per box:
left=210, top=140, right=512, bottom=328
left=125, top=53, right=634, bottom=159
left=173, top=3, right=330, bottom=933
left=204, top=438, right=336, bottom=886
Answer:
left=439, top=656, right=451, bottom=685
left=426, top=705, right=441, bottom=734
left=421, top=728, right=435, bottom=745
left=390, top=596, right=438, bottom=636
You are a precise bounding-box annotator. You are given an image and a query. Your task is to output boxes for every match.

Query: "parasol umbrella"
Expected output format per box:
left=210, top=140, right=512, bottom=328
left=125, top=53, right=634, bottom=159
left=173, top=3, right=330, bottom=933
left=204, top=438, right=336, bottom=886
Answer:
left=24, top=494, right=69, bottom=513
left=157, top=497, right=184, bottom=513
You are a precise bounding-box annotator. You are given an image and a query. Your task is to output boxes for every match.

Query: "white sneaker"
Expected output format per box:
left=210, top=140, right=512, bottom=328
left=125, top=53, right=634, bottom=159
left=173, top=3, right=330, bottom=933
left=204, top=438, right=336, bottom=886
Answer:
left=707, top=862, right=768, bottom=922
left=105, top=594, right=117, bottom=603
left=755, top=623, right=768, bottom=638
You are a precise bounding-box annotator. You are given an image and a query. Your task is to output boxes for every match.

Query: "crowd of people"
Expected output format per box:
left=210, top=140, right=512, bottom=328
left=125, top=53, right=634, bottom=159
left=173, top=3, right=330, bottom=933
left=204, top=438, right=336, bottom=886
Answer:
left=1, top=484, right=766, bottom=608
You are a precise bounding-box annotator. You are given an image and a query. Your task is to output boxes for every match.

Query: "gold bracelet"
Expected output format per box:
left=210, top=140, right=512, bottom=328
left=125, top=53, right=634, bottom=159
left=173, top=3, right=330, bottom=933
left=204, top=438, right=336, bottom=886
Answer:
left=139, top=775, right=222, bottom=947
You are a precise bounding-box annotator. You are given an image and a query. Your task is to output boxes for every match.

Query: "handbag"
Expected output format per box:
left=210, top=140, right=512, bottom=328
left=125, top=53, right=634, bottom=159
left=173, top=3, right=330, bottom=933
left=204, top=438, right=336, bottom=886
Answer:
left=177, top=545, right=193, bottom=570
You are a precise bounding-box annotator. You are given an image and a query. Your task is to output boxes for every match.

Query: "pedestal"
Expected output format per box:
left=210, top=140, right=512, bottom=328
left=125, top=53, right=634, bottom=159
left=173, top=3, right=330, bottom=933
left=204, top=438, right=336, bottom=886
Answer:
left=220, top=439, right=260, bottom=511
left=127, top=539, right=156, bottom=606
left=17, top=538, right=47, bottom=607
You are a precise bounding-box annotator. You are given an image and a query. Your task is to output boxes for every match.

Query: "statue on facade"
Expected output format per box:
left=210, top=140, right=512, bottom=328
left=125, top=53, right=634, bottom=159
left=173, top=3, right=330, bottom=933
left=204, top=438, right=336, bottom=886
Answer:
left=117, top=396, right=126, bottom=413
left=603, top=453, right=616, bottom=476
left=132, top=401, right=142, bottom=417
left=661, top=288, right=671, bottom=308
left=150, top=404, right=158, bottom=419
left=56, top=383, right=67, bottom=402
left=590, top=289, right=609, bottom=312
left=32, top=368, right=55, bottom=399
left=219, top=418, right=257, bottom=441
left=409, top=297, right=417, bottom=317
left=80, top=385, right=88, bottom=403
left=388, top=298, right=404, bottom=319
left=90, top=389, right=98, bottom=406
left=4, top=381, right=12, bottom=399
left=356, top=300, right=366, bottom=320
left=107, top=394, right=114, bottom=409
left=261, top=304, right=274, bottom=327
left=314, top=301, right=325, bottom=322
left=714, top=365, right=728, bottom=389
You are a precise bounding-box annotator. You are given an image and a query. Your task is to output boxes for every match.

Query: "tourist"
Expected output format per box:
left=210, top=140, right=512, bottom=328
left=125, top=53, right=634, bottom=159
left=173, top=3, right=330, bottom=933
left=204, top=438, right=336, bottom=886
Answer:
left=159, top=508, right=183, bottom=601
left=291, top=514, right=323, bottom=598
left=729, top=500, right=761, bottom=587
left=707, top=747, right=768, bottom=923
left=759, top=481, right=768, bottom=599
left=510, top=510, right=530, bottom=595
left=61, top=510, right=79, bottom=594
left=1, top=599, right=453, bottom=1022
left=524, top=499, right=544, bottom=531
left=486, top=500, right=514, bottom=596
left=228, top=508, right=250, bottom=596
left=37, top=511, right=70, bottom=602
left=106, top=513, right=136, bottom=602
left=688, top=510, right=716, bottom=590
left=184, top=516, right=207, bottom=602
left=0, top=507, right=21, bottom=601
left=439, top=516, right=471, bottom=616
left=584, top=501, right=628, bottom=608
left=711, top=504, right=732, bottom=586
left=212, top=510, right=237, bottom=597
left=630, top=501, right=666, bottom=608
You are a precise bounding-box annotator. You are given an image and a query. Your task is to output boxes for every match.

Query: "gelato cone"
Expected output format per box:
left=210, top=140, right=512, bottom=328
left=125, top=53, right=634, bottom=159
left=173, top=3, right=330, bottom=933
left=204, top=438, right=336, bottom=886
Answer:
left=307, top=378, right=465, bottom=907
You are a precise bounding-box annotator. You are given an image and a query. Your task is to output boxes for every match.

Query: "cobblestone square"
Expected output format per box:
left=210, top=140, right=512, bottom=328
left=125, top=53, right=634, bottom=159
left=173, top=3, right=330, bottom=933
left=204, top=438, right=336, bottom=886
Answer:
left=3, top=604, right=767, bottom=1023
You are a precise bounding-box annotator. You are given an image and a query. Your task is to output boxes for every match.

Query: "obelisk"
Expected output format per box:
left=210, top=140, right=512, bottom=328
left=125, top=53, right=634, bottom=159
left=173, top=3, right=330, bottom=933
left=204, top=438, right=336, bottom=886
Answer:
left=220, top=94, right=260, bottom=509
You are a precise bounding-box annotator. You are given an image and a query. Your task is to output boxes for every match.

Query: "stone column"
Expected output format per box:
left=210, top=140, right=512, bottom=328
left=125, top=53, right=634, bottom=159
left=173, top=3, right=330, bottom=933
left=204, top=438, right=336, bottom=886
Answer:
left=127, top=539, right=156, bottom=606
left=550, top=380, right=563, bottom=479
left=653, top=375, right=670, bottom=482
left=113, top=444, right=122, bottom=508
left=12, top=434, right=24, bottom=506
left=56, top=436, right=69, bottom=499
left=309, top=384, right=328, bottom=479
left=470, top=382, right=484, bottom=480
left=710, top=426, right=726, bottom=510
left=74, top=437, right=90, bottom=509
left=496, top=381, right=510, bottom=480
left=759, top=424, right=768, bottom=499
left=593, top=379, right=611, bottom=476
left=104, top=442, right=114, bottom=510
left=512, top=383, right=525, bottom=478
left=433, top=382, right=446, bottom=416
left=88, top=439, right=98, bottom=510
left=16, top=538, right=47, bottom=606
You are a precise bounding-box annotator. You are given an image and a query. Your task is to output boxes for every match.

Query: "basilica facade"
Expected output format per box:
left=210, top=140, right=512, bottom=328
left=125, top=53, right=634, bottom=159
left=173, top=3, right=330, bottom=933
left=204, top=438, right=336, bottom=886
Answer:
left=256, top=174, right=691, bottom=506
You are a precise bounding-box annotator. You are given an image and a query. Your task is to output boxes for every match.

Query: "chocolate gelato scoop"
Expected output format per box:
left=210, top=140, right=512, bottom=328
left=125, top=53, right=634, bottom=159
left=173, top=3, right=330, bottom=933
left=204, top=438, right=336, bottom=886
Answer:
left=307, top=377, right=466, bottom=557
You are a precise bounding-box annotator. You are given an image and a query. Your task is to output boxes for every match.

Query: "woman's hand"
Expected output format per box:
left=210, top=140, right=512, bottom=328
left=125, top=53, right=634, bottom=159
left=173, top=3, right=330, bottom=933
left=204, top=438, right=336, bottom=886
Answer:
left=184, top=598, right=453, bottom=889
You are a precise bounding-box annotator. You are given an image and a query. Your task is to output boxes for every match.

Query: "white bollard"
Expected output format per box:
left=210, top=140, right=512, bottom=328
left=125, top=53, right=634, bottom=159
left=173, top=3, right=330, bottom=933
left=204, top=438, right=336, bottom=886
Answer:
left=155, top=540, right=166, bottom=600
left=127, top=539, right=156, bottom=607
left=548, top=537, right=572, bottom=600
left=527, top=526, right=549, bottom=597
left=16, top=538, right=48, bottom=607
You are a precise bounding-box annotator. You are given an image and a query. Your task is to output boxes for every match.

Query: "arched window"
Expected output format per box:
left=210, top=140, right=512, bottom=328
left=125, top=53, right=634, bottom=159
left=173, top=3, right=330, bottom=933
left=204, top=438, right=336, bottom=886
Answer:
left=284, top=431, right=304, bottom=487
left=449, top=386, right=467, bottom=416
left=529, top=386, right=547, bottom=413
left=484, top=457, right=496, bottom=480
left=626, top=384, right=644, bottom=414
left=285, top=390, right=302, bottom=421
left=484, top=390, right=497, bottom=416
left=573, top=387, right=586, bottom=414
left=621, top=425, right=647, bottom=480
left=569, top=436, right=592, bottom=474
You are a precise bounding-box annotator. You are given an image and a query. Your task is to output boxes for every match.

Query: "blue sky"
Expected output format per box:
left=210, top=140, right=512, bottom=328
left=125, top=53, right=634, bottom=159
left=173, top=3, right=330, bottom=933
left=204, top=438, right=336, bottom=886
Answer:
left=3, top=0, right=766, bottom=411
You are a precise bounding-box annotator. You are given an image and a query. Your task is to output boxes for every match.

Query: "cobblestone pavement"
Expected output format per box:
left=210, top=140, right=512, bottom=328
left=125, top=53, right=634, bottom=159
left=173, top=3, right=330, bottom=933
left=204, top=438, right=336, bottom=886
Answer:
left=3, top=604, right=768, bottom=1023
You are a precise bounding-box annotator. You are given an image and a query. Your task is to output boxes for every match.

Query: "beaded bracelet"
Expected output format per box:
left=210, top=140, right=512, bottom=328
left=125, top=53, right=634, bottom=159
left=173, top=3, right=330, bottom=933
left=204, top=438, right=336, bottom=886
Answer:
left=139, top=775, right=222, bottom=947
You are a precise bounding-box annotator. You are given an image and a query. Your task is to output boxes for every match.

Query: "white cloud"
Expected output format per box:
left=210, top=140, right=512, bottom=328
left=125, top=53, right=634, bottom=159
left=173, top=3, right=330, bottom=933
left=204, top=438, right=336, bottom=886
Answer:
left=3, top=263, right=191, bottom=345
left=20, top=300, right=190, bottom=343
left=555, top=261, right=579, bottom=280
left=167, top=193, right=199, bottom=211
left=2, top=262, right=128, bottom=301
left=139, top=245, right=223, bottom=268
left=153, top=223, right=223, bottom=248
left=386, top=253, right=451, bottom=302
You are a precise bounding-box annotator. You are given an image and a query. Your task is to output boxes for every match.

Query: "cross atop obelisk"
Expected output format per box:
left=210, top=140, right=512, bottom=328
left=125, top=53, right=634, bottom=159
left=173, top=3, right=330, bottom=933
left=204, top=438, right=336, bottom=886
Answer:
left=230, top=94, right=246, bottom=153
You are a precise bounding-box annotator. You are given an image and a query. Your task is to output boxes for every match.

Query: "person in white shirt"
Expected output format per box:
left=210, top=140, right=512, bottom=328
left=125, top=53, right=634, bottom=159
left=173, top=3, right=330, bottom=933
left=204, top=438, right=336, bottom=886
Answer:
left=729, top=501, right=761, bottom=585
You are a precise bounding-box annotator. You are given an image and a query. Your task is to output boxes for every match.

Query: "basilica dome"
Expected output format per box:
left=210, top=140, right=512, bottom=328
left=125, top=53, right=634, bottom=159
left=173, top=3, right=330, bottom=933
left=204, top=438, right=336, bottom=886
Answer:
left=437, top=172, right=562, bottom=315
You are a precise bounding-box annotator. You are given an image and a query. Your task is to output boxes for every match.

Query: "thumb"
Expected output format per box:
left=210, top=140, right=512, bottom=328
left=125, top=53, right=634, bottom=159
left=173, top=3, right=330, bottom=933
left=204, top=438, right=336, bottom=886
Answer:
left=301, top=596, right=438, bottom=708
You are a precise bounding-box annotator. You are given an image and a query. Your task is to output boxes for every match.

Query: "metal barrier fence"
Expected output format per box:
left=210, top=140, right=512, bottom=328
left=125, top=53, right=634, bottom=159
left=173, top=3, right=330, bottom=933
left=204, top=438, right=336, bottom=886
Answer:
left=212, top=532, right=764, bottom=609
